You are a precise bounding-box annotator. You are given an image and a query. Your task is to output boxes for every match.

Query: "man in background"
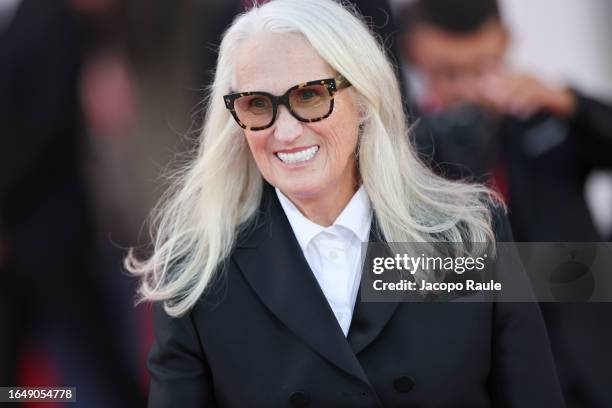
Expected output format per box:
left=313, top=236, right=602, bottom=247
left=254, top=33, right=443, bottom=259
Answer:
left=398, top=0, right=612, bottom=406
left=400, top=0, right=612, bottom=241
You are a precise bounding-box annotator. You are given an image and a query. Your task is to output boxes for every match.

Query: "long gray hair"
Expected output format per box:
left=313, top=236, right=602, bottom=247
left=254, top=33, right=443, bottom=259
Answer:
left=125, top=0, right=501, bottom=317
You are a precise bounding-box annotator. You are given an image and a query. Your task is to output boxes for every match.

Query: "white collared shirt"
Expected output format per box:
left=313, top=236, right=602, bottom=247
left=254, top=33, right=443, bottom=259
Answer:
left=276, top=186, right=373, bottom=336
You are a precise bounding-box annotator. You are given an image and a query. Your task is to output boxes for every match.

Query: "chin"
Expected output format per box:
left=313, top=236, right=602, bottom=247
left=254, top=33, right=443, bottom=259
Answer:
left=276, top=178, right=327, bottom=200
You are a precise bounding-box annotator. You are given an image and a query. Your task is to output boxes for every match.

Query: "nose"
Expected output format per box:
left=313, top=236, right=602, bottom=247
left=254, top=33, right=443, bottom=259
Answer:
left=274, top=106, right=303, bottom=143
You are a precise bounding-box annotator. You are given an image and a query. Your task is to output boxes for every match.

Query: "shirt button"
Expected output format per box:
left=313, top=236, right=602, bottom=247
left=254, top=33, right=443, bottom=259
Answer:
left=336, top=311, right=344, bottom=320
left=329, top=250, right=338, bottom=260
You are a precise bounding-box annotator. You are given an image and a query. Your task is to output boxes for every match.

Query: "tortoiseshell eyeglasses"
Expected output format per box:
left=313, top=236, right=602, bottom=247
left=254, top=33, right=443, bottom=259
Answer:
left=223, top=75, right=352, bottom=131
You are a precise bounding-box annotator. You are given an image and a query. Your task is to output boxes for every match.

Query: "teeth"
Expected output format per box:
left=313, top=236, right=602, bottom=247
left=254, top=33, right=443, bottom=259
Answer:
left=276, top=146, right=319, bottom=164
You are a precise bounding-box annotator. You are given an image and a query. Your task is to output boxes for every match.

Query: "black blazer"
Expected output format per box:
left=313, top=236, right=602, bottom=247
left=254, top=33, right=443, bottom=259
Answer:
left=147, top=185, right=564, bottom=407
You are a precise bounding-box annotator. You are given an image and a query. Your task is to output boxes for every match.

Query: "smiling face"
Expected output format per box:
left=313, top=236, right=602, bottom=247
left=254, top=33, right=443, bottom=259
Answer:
left=234, top=31, right=361, bottom=204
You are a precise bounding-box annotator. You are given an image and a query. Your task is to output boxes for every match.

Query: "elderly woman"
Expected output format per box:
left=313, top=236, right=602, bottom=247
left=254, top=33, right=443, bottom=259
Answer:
left=127, top=0, right=564, bottom=406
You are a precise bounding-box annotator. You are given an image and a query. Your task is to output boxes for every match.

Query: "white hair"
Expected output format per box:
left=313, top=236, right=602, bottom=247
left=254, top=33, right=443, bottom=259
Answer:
left=126, top=0, right=502, bottom=317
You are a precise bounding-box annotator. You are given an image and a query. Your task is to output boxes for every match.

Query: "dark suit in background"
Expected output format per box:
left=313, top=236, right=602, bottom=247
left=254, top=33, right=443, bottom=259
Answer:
left=499, top=92, right=612, bottom=242
left=413, top=92, right=612, bottom=406
left=501, top=94, right=612, bottom=408
left=414, top=91, right=612, bottom=242
left=148, top=183, right=564, bottom=407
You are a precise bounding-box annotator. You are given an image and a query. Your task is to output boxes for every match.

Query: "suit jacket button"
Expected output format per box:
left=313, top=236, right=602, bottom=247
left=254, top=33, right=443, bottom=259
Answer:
left=289, top=391, right=310, bottom=407
left=393, top=375, right=415, bottom=393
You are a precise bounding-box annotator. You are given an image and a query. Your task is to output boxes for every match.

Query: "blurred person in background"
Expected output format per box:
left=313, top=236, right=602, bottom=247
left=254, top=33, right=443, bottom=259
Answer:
left=398, top=0, right=612, bottom=406
left=0, top=0, right=145, bottom=406
left=399, top=0, right=612, bottom=241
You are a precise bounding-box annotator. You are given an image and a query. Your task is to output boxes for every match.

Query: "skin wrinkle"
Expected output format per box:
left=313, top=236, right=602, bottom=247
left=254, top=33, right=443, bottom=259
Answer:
left=235, top=31, right=361, bottom=226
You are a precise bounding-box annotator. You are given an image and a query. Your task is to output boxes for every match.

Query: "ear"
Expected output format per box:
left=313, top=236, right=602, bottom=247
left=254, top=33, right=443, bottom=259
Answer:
left=352, top=92, right=368, bottom=124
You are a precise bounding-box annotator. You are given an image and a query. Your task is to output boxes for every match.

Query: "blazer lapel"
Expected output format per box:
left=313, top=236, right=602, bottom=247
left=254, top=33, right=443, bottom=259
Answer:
left=233, top=184, right=371, bottom=386
left=347, top=220, right=401, bottom=354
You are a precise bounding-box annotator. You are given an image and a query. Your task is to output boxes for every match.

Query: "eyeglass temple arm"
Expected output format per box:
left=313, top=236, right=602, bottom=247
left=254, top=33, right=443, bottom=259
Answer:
left=335, top=74, right=352, bottom=90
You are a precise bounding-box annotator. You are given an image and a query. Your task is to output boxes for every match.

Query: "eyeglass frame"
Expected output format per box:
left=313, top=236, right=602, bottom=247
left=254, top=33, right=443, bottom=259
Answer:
left=223, top=74, right=352, bottom=131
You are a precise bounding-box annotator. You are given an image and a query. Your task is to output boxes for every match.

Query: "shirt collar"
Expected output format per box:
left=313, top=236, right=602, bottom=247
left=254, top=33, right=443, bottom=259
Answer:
left=275, top=185, right=372, bottom=252
left=334, top=186, right=372, bottom=242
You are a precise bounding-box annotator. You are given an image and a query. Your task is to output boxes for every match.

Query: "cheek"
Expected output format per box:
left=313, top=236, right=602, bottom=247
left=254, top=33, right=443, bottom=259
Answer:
left=244, top=130, right=272, bottom=160
left=319, top=104, right=360, bottom=159
left=324, top=126, right=355, bottom=156
left=310, top=122, right=358, bottom=176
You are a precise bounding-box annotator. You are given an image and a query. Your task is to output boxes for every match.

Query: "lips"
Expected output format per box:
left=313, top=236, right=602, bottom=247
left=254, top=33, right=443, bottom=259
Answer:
left=275, top=145, right=319, bottom=164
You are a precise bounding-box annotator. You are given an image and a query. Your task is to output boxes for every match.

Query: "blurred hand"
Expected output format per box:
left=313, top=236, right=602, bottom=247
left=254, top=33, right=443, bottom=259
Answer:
left=478, top=71, right=576, bottom=119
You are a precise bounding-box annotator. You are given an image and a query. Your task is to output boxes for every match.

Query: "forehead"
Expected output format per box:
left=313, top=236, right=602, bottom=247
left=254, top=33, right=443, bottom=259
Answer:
left=234, top=31, right=335, bottom=93
left=408, top=22, right=506, bottom=70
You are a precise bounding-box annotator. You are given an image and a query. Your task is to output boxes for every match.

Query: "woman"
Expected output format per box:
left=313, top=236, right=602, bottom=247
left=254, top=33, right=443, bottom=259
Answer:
left=127, top=0, right=564, bottom=406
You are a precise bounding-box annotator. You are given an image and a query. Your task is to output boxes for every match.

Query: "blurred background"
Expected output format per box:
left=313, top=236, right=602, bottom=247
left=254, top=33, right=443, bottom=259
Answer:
left=0, top=0, right=610, bottom=407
